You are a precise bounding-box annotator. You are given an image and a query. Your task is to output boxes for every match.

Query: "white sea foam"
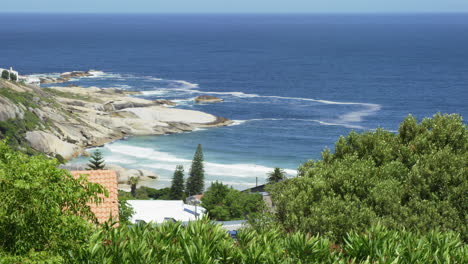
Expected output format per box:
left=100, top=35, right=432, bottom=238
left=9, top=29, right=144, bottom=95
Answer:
left=105, top=144, right=190, bottom=163
left=140, top=90, right=170, bottom=96
left=230, top=118, right=365, bottom=129
left=173, top=80, right=199, bottom=89
left=154, top=86, right=381, bottom=126
left=102, top=143, right=297, bottom=180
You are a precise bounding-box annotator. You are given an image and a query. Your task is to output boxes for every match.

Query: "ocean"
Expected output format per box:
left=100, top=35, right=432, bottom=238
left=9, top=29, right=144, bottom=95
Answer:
left=1, top=13, right=467, bottom=189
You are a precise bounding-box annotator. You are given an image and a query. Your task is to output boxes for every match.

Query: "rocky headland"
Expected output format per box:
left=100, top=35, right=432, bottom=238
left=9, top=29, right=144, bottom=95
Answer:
left=195, top=95, right=224, bottom=103
left=39, top=70, right=96, bottom=84
left=0, top=77, right=232, bottom=161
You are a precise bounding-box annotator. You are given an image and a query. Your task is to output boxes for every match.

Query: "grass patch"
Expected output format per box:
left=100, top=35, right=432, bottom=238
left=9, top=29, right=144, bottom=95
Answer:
left=0, top=88, right=39, bottom=108
left=42, top=87, right=100, bottom=102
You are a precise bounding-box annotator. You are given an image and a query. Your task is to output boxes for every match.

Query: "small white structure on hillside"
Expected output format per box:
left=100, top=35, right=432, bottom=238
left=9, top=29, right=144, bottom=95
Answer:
left=128, top=200, right=206, bottom=224
left=0, top=67, right=19, bottom=82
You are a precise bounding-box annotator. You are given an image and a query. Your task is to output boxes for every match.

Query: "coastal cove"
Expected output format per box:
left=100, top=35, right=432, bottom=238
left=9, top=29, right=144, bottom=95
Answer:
left=1, top=14, right=467, bottom=190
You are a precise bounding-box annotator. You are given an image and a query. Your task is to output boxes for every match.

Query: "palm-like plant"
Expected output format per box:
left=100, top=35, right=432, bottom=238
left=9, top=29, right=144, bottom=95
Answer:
left=267, top=168, right=286, bottom=184
left=127, top=176, right=140, bottom=197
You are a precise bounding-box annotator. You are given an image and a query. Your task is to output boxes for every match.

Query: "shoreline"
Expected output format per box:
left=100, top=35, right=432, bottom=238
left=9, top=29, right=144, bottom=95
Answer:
left=1, top=72, right=233, bottom=161
left=49, top=84, right=234, bottom=159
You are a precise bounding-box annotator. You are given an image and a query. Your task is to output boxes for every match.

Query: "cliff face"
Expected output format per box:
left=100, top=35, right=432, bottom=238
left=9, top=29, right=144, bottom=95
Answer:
left=0, top=79, right=231, bottom=160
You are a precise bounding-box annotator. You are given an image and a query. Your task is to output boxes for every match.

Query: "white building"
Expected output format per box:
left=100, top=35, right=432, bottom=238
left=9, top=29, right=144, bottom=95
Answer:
left=0, top=67, right=19, bottom=82
left=128, top=200, right=206, bottom=224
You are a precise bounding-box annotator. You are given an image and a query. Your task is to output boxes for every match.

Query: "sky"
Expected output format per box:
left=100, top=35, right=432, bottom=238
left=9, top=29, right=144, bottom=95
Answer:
left=2, top=0, right=468, bottom=14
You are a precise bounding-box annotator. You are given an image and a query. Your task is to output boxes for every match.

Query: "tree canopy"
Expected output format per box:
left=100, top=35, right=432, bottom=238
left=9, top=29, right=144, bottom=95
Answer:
left=268, top=114, right=468, bottom=241
left=0, top=140, right=107, bottom=256
left=186, top=144, right=205, bottom=196
left=202, top=181, right=264, bottom=221
left=170, top=165, right=185, bottom=200
left=87, top=149, right=105, bottom=170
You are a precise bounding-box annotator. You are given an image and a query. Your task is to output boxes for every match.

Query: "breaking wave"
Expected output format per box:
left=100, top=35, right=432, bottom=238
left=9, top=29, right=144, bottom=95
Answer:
left=100, top=143, right=297, bottom=181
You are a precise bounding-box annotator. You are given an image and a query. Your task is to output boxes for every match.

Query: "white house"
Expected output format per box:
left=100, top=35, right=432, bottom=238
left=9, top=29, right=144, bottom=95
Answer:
left=0, top=67, right=19, bottom=82
left=128, top=200, right=206, bottom=224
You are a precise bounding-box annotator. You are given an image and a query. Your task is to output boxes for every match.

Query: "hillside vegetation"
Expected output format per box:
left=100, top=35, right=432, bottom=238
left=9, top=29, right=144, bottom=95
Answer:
left=268, top=113, right=467, bottom=241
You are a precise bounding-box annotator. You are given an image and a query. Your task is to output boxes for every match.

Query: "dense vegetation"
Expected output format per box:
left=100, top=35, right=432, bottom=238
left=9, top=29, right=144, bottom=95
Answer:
left=268, top=114, right=467, bottom=241
left=1, top=114, right=466, bottom=263
left=201, top=181, right=264, bottom=221
left=118, top=186, right=172, bottom=200
left=47, top=220, right=468, bottom=263
left=0, top=140, right=106, bottom=260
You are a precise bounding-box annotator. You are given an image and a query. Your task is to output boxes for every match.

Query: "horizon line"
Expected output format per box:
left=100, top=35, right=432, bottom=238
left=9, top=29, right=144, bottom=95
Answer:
left=1, top=11, right=468, bottom=15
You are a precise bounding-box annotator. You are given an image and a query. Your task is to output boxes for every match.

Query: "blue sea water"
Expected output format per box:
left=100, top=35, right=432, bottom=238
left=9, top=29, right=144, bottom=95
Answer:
left=1, top=14, right=467, bottom=189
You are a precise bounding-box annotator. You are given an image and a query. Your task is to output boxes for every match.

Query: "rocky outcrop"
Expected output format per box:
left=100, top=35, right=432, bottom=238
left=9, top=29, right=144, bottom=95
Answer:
left=60, top=71, right=94, bottom=79
left=0, top=79, right=232, bottom=160
left=105, top=164, right=158, bottom=184
left=195, top=95, right=224, bottom=103
left=153, top=99, right=176, bottom=106
left=0, top=97, right=24, bottom=121
left=25, top=131, right=83, bottom=159
left=59, top=163, right=159, bottom=189
left=39, top=70, right=96, bottom=84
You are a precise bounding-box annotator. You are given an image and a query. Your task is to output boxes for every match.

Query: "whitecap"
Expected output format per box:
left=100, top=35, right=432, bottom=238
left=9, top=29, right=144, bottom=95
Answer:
left=172, top=80, right=199, bottom=89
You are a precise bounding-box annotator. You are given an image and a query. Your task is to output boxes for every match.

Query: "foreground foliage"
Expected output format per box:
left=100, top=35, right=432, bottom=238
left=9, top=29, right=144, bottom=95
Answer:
left=1, top=220, right=466, bottom=263
left=0, top=140, right=106, bottom=258
left=77, top=221, right=466, bottom=264
left=269, top=114, right=467, bottom=241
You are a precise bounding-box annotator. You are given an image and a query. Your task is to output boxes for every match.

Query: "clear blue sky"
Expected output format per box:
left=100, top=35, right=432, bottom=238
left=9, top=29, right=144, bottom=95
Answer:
left=3, top=0, right=468, bottom=13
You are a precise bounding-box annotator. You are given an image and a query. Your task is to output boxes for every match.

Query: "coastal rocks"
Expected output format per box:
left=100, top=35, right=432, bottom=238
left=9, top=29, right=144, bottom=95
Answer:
left=101, top=100, right=156, bottom=111
left=39, top=77, right=69, bottom=84
left=195, top=95, right=224, bottom=103
left=60, top=71, right=94, bottom=79
left=124, top=106, right=218, bottom=124
left=2, top=81, right=232, bottom=161
left=39, top=70, right=97, bottom=85
left=104, top=164, right=159, bottom=184
left=59, top=163, right=159, bottom=190
left=153, top=99, right=176, bottom=106
left=25, top=130, right=82, bottom=160
left=0, top=97, right=24, bottom=121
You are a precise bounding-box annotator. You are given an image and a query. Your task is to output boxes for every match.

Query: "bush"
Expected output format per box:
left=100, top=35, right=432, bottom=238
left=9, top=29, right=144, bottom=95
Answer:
left=118, top=186, right=171, bottom=200
left=10, top=73, right=17, bottom=81
left=268, top=113, right=467, bottom=241
left=1, top=70, right=9, bottom=80
left=202, top=181, right=264, bottom=221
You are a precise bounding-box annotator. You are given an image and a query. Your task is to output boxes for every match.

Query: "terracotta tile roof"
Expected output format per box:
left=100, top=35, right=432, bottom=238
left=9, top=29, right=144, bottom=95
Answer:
left=194, top=194, right=204, bottom=200
left=71, top=170, right=119, bottom=224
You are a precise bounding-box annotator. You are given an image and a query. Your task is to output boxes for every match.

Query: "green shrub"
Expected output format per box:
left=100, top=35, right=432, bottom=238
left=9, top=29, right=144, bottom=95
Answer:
left=268, top=113, right=467, bottom=241
left=202, top=181, right=264, bottom=221
left=10, top=73, right=17, bottom=81
left=0, top=251, right=63, bottom=264
left=1, top=70, right=9, bottom=80
left=118, top=186, right=171, bottom=200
